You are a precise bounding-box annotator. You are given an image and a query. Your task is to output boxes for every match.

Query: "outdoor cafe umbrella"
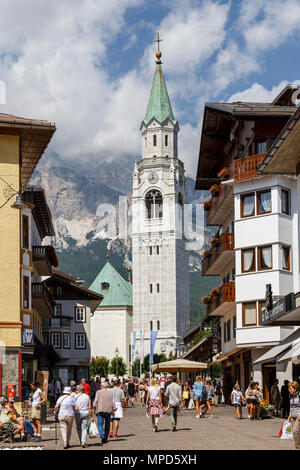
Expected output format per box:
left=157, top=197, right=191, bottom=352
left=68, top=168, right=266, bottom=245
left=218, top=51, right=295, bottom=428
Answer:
left=151, top=358, right=207, bottom=373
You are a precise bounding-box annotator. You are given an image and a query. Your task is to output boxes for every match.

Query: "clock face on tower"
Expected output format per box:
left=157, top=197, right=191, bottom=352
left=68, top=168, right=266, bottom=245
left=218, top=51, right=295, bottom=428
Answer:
left=148, top=171, right=159, bottom=184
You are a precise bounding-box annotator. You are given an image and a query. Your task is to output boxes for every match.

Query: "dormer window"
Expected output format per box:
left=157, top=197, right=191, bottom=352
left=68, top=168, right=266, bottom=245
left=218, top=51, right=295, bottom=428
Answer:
left=101, top=282, right=110, bottom=290
left=153, top=135, right=157, bottom=146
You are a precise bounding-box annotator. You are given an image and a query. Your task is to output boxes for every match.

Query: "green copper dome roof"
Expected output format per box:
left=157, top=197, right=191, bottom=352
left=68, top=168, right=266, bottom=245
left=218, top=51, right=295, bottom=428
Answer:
left=89, top=261, right=132, bottom=307
left=144, top=63, right=176, bottom=125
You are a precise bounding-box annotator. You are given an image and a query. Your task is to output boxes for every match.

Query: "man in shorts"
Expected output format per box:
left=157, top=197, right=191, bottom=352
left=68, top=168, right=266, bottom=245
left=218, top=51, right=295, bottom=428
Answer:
left=127, top=378, right=135, bottom=407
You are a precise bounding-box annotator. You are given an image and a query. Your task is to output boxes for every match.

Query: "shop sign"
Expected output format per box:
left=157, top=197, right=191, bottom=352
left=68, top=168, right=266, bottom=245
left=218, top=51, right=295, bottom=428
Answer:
left=260, top=293, right=295, bottom=325
left=22, top=329, right=34, bottom=344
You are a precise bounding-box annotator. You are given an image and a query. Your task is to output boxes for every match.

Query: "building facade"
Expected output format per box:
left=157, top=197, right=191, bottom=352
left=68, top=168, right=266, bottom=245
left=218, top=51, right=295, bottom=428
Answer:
left=89, top=260, right=132, bottom=371
left=195, top=85, right=299, bottom=399
left=44, top=271, right=103, bottom=384
left=132, top=48, right=190, bottom=358
left=0, top=113, right=56, bottom=398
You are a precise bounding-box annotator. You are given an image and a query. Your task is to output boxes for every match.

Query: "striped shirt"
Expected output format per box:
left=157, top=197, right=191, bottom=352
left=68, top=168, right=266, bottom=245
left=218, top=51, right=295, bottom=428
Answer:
left=290, top=391, right=300, bottom=418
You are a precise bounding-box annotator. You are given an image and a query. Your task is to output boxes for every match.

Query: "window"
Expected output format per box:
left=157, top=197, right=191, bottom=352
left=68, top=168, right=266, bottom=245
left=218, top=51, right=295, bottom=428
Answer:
left=165, top=135, right=168, bottom=146
left=241, top=193, right=255, bottom=218
left=157, top=283, right=160, bottom=293
left=233, top=316, right=236, bottom=338
left=23, top=276, right=30, bottom=309
left=157, top=321, right=160, bottom=330
left=241, top=248, right=256, bottom=273
left=54, top=304, right=62, bottom=317
left=22, top=215, right=29, bottom=249
left=153, top=135, right=157, bottom=146
left=75, top=333, right=86, bottom=349
left=281, top=245, right=291, bottom=270
left=42, top=333, right=48, bottom=345
left=57, top=287, right=62, bottom=296
left=101, top=282, right=109, bottom=290
left=156, top=246, right=159, bottom=255
left=145, top=190, right=163, bottom=219
left=63, top=333, right=70, bottom=349
left=223, top=322, right=226, bottom=343
left=257, top=190, right=271, bottom=215
left=75, top=306, right=86, bottom=323
left=281, top=189, right=290, bottom=215
left=227, top=320, right=231, bottom=342
left=242, top=302, right=257, bottom=326
left=150, top=246, right=152, bottom=255
left=255, top=140, right=267, bottom=154
left=150, top=321, right=153, bottom=331
left=51, top=332, right=61, bottom=348
left=258, top=245, right=272, bottom=270
left=150, top=284, right=153, bottom=293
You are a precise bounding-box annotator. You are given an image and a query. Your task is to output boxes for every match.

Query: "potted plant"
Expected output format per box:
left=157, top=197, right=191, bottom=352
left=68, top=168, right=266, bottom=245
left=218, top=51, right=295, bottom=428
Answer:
left=201, top=295, right=211, bottom=304
left=201, top=248, right=210, bottom=257
left=201, top=199, right=212, bottom=211
left=210, top=287, right=220, bottom=296
left=217, top=167, right=229, bottom=180
left=260, top=400, right=275, bottom=418
left=210, top=235, right=220, bottom=246
left=209, top=184, right=220, bottom=197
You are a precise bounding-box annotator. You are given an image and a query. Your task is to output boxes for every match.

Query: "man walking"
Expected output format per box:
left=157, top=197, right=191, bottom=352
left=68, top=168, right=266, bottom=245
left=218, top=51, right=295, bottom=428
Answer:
left=165, top=375, right=183, bottom=431
left=93, top=382, right=116, bottom=445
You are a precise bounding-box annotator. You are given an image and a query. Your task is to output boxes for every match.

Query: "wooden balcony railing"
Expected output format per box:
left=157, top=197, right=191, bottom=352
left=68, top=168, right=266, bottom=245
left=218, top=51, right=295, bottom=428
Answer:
left=206, top=184, right=233, bottom=226
left=32, top=282, right=55, bottom=318
left=205, top=283, right=235, bottom=316
left=202, top=233, right=234, bottom=275
left=234, top=153, right=266, bottom=182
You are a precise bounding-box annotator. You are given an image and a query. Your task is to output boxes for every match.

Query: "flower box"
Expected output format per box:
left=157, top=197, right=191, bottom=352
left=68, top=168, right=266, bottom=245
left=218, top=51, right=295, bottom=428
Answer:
left=209, top=184, right=220, bottom=196
left=201, top=199, right=212, bottom=211
left=210, top=287, right=220, bottom=296
left=217, top=167, right=229, bottom=180
left=201, top=296, right=211, bottom=304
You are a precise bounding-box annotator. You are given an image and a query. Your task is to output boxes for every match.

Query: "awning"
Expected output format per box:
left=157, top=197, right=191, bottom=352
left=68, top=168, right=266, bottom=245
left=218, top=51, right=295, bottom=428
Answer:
left=151, top=358, right=207, bottom=373
left=208, top=347, right=244, bottom=367
left=277, top=340, right=300, bottom=362
left=253, top=328, right=300, bottom=364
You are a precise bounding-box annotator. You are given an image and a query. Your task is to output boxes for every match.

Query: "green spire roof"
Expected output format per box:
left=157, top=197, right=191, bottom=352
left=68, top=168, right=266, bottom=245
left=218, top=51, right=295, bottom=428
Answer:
left=144, top=63, right=176, bottom=125
left=89, top=261, right=132, bottom=307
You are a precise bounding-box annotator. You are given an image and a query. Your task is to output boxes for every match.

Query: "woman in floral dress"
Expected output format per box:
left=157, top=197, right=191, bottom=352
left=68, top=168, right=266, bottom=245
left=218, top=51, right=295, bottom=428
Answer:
left=146, top=378, right=164, bottom=432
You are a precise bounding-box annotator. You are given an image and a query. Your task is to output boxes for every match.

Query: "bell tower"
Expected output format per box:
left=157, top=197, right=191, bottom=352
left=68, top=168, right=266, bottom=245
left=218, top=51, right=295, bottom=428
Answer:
left=132, top=35, right=190, bottom=359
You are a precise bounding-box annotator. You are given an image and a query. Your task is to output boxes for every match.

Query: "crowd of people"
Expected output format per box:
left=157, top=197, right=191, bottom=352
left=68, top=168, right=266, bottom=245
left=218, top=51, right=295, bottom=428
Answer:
left=0, top=374, right=299, bottom=449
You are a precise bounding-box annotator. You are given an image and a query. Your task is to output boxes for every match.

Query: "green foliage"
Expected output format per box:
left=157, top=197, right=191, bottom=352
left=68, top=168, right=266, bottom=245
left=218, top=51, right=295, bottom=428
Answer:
left=90, top=356, right=110, bottom=378
left=191, top=329, right=212, bottom=347
left=109, top=357, right=127, bottom=376
left=211, top=362, right=222, bottom=378
left=131, top=353, right=168, bottom=376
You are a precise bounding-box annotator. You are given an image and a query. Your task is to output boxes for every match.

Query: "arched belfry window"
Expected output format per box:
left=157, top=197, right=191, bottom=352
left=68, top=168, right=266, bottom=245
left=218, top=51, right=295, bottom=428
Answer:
left=153, top=135, right=157, bottom=146
left=165, top=135, right=168, bottom=146
left=145, top=190, right=163, bottom=219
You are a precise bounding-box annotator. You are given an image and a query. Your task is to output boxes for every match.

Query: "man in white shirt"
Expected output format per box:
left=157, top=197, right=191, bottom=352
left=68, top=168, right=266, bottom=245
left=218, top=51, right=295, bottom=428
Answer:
left=166, top=376, right=183, bottom=431
left=74, top=385, right=93, bottom=448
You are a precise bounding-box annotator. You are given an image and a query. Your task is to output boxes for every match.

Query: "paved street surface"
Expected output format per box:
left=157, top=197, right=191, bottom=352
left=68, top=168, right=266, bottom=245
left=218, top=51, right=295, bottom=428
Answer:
left=0, top=402, right=295, bottom=450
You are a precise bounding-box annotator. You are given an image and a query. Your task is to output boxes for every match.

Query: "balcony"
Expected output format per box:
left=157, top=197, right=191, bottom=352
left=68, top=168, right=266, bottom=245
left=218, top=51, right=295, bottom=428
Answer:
left=32, top=282, right=55, bottom=319
left=234, top=153, right=266, bottom=182
left=206, top=184, right=234, bottom=226
left=205, top=283, right=235, bottom=317
left=32, top=246, right=56, bottom=276
left=43, top=316, right=72, bottom=328
left=202, top=233, right=235, bottom=276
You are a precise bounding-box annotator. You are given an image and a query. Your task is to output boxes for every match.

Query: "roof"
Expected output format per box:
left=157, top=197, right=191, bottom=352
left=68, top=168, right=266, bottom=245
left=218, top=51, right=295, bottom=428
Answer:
left=22, top=185, right=55, bottom=239
left=259, top=104, right=300, bottom=174
left=195, top=94, right=296, bottom=190
left=0, top=113, right=56, bottom=187
left=143, top=63, right=176, bottom=126
left=89, top=261, right=132, bottom=307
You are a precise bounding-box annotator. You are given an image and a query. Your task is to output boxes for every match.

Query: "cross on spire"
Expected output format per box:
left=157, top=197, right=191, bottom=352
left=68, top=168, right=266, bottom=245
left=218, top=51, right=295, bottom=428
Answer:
left=154, top=32, right=163, bottom=52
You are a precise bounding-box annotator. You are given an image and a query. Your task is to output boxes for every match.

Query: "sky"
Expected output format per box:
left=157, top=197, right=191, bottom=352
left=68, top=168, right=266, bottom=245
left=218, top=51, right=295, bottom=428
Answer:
left=1, top=0, right=300, bottom=176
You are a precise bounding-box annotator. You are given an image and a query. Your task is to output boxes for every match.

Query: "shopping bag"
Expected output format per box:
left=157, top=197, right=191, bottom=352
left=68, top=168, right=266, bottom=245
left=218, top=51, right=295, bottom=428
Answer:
left=221, top=395, right=225, bottom=404
left=280, top=420, right=293, bottom=440
left=87, top=421, right=99, bottom=438
left=188, top=398, right=195, bottom=410
left=278, top=423, right=283, bottom=437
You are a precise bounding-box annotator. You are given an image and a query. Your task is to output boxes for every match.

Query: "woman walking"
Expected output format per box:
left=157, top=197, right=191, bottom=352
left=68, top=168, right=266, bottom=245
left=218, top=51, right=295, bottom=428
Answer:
left=202, top=380, right=214, bottom=419
left=215, top=380, right=223, bottom=406
left=270, top=378, right=280, bottom=416
left=109, top=380, right=126, bottom=438
left=55, top=386, right=78, bottom=449
left=288, top=381, right=300, bottom=450
left=74, top=385, right=93, bottom=448
left=30, top=382, right=46, bottom=442
left=146, top=378, right=164, bottom=432
left=193, top=376, right=205, bottom=418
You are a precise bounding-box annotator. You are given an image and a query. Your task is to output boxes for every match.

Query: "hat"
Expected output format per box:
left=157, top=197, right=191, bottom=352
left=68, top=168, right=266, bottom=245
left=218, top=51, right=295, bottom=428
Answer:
left=62, top=386, right=72, bottom=395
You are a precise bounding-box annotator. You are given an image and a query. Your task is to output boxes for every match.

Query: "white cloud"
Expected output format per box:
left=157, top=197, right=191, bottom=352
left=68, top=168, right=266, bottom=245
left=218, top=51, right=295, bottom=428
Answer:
left=228, top=80, right=300, bottom=103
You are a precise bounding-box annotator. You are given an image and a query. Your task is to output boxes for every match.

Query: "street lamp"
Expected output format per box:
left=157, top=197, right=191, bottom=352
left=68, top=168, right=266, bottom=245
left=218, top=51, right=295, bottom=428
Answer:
left=115, top=347, right=119, bottom=378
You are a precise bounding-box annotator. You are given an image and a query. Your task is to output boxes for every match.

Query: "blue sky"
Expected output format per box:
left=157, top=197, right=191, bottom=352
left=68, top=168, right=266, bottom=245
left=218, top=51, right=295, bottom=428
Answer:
left=1, top=0, right=300, bottom=174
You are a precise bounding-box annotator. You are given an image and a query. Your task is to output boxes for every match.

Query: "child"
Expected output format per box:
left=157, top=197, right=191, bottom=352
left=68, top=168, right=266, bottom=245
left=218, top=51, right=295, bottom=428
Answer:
left=231, top=384, right=246, bottom=420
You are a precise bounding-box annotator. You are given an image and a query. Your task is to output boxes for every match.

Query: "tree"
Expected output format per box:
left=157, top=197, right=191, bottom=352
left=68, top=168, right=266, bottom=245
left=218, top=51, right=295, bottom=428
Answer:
left=109, top=357, right=127, bottom=377
left=90, top=356, right=109, bottom=379
left=191, top=329, right=212, bottom=346
left=142, top=353, right=168, bottom=374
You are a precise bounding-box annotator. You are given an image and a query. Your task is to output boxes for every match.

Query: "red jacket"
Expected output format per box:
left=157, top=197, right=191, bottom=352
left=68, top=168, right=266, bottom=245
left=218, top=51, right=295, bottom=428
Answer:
left=81, top=382, right=90, bottom=395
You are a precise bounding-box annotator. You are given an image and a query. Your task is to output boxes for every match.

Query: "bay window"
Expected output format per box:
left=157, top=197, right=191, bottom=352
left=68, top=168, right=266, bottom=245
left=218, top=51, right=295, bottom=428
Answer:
left=241, top=193, right=255, bottom=218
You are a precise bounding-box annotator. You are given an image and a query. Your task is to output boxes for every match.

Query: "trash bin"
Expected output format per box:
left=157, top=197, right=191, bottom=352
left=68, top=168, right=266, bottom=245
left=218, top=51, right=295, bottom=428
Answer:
left=41, top=403, right=47, bottom=424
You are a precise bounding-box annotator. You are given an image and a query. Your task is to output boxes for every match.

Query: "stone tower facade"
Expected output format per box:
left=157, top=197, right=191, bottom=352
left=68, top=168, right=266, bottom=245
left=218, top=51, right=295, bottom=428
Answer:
left=132, top=52, right=190, bottom=359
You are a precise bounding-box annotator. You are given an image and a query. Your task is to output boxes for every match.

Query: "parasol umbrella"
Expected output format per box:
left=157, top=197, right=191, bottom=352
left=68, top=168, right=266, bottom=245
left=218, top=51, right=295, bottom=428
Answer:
left=151, top=358, right=207, bottom=373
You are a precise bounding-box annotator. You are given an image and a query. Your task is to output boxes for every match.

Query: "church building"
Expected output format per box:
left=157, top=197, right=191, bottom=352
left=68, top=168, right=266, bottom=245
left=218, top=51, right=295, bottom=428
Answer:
left=132, top=40, right=190, bottom=358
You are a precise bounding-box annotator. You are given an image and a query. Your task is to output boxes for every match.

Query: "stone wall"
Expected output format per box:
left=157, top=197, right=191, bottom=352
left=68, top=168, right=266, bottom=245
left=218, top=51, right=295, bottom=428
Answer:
left=2, top=350, right=19, bottom=394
